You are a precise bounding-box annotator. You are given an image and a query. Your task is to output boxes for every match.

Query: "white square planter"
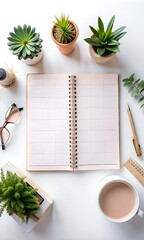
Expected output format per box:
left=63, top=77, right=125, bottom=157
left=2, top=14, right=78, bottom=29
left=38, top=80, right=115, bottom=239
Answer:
left=1, top=162, right=53, bottom=232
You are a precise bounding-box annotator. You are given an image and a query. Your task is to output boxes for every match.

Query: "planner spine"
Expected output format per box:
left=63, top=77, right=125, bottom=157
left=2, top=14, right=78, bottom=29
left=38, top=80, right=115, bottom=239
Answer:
left=69, top=75, right=78, bottom=170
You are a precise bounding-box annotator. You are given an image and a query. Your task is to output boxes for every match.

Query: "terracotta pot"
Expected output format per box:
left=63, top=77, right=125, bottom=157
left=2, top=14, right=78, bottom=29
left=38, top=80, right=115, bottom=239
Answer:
left=51, top=21, right=79, bottom=55
left=89, top=42, right=116, bottom=64
left=23, top=50, right=43, bottom=65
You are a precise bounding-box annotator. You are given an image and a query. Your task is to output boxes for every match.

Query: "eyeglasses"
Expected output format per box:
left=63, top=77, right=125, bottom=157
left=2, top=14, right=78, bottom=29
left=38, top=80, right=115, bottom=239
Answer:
left=0, top=103, right=23, bottom=150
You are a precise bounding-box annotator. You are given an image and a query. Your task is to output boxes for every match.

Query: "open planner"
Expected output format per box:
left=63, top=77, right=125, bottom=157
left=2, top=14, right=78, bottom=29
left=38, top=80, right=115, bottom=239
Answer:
left=26, top=74, right=120, bottom=171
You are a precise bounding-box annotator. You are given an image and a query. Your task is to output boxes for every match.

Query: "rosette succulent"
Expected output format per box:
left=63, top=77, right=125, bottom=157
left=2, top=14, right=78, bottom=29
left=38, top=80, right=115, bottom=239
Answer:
left=7, top=24, right=43, bottom=60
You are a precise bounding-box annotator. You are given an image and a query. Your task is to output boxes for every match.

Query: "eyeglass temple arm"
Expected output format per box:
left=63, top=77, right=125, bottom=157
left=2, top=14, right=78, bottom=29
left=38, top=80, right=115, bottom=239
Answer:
left=0, top=133, right=5, bottom=150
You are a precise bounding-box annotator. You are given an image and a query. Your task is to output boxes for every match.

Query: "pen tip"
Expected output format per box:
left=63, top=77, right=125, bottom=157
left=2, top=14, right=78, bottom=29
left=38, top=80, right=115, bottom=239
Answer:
left=127, top=104, right=130, bottom=111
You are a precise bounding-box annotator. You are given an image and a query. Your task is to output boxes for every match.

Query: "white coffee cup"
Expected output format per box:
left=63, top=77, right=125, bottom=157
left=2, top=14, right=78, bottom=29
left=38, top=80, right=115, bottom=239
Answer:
left=97, top=175, right=144, bottom=223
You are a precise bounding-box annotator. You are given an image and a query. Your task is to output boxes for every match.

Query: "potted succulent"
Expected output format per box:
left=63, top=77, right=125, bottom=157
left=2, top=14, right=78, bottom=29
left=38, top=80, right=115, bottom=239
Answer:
left=0, top=162, right=53, bottom=233
left=0, top=168, right=40, bottom=223
left=7, top=24, right=43, bottom=65
left=84, top=15, right=127, bottom=64
left=51, top=13, right=79, bottom=55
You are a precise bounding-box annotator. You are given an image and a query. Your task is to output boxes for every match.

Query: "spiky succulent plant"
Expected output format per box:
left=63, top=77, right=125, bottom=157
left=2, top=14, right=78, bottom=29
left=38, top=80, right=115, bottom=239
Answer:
left=53, top=13, right=76, bottom=44
left=7, top=24, right=43, bottom=60
left=0, top=169, right=40, bottom=223
left=84, top=15, right=127, bottom=56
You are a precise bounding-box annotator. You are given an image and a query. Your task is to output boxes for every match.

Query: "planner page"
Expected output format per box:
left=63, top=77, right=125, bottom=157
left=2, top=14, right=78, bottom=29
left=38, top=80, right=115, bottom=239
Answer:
left=76, top=74, right=119, bottom=170
left=26, top=74, right=70, bottom=171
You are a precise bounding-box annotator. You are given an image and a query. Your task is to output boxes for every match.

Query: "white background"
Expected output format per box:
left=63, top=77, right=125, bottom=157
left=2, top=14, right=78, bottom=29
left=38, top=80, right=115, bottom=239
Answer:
left=0, top=0, right=144, bottom=239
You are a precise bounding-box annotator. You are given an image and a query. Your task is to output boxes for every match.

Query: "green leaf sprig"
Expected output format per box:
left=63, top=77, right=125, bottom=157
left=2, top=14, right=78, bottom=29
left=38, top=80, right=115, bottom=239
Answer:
left=122, top=73, right=144, bottom=108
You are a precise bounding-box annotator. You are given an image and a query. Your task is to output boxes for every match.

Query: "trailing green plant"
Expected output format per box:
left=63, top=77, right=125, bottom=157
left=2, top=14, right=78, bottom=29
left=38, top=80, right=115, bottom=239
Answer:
left=53, top=13, right=76, bottom=44
left=0, top=169, right=40, bottom=223
left=7, top=24, right=43, bottom=60
left=122, top=73, right=144, bottom=108
left=84, top=15, right=127, bottom=56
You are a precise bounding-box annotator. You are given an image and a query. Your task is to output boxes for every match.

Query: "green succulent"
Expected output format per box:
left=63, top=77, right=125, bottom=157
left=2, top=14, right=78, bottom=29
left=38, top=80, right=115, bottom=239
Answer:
left=84, top=15, right=127, bottom=56
left=7, top=24, right=43, bottom=60
left=53, top=13, right=76, bottom=44
left=0, top=169, right=40, bottom=223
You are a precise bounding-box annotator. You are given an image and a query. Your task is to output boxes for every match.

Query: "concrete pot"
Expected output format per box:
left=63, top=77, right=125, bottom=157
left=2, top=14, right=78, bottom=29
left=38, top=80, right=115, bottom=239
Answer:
left=89, top=44, right=116, bottom=64
left=89, top=35, right=116, bottom=64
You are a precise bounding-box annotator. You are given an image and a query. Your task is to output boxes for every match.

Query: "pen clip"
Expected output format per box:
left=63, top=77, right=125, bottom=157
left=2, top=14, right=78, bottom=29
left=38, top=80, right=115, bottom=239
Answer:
left=132, top=138, right=142, bottom=157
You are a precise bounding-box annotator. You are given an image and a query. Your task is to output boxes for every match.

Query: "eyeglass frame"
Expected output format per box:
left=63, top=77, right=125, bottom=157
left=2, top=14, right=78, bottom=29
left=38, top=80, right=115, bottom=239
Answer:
left=0, top=103, right=23, bottom=150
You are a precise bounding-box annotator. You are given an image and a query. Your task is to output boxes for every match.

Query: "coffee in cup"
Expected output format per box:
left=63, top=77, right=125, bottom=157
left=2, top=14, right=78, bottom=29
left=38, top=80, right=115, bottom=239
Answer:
left=97, top=175, right=144, bottom=223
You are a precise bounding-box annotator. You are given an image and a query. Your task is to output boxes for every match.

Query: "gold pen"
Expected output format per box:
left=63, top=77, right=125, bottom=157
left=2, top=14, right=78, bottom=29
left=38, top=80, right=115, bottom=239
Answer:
left=127, top=104, right=142, bottom=157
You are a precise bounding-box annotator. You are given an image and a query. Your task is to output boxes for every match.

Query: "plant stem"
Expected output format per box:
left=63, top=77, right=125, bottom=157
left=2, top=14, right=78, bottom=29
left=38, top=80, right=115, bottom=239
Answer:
left=131, top=81, right=144, bottom=98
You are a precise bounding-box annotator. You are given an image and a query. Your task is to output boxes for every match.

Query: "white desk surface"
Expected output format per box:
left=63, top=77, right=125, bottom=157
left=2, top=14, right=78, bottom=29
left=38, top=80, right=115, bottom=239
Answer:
left=0, top=0, right=144, bottom=239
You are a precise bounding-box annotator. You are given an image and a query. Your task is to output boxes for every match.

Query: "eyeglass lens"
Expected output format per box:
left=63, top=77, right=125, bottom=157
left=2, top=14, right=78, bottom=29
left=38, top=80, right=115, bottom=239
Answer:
left=0, top=103, right=23, bottom=148
left=5, top=105, right=20, bottom=123
left=0, top=127, right=10, bottom=146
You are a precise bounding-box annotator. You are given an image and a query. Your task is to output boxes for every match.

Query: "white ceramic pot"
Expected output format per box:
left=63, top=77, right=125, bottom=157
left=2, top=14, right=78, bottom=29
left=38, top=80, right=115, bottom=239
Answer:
left=23, top=50, right=43, bottom=66
left=97, top=175, right=144, bottom=223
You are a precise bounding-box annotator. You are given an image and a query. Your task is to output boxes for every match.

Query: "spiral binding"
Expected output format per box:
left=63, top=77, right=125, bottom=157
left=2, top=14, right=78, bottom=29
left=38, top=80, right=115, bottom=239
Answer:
left=68, top=75, right=78, bottom=169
